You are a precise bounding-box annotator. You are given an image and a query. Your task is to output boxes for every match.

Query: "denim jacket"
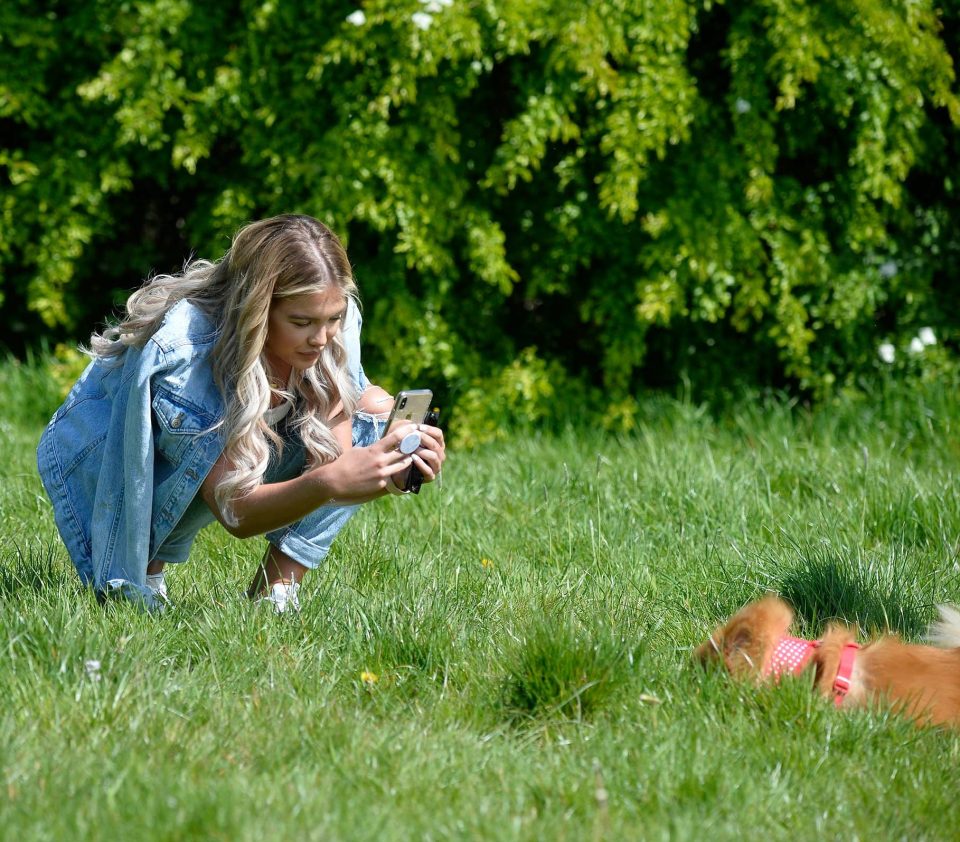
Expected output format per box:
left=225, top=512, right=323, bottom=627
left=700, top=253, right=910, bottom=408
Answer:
left=37, top=298, right=367, bottom=606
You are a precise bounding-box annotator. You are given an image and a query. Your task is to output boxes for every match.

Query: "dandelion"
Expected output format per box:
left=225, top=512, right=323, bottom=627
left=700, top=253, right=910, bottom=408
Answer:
left=360, top=670, right=379, bottom=685
left=411, top=11, right=432, bottom=29
left=481, top=558, right=493, bottom=569
left=919, top=327, right=936, bottom=346
left=84, top=659, right=102, bottom=681
left=346, top=9, right=365, bottom=25
left=734, top=98, right=751, bottom=114
left=878, top=343, right=895, bottom=364
left=909, top=336, right=925, bottom=355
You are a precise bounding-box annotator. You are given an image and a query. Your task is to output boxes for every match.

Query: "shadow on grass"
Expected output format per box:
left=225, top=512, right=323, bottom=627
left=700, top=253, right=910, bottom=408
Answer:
left=775, top=548, right=947, bottom=638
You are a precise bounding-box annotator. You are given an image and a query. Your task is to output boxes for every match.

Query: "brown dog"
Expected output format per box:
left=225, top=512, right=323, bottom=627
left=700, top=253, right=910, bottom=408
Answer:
left=695, top=595, right=960, bottom=727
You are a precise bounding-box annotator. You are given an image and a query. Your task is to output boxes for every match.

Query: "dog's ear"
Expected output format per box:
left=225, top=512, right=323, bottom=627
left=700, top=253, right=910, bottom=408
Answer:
left=695, top=596, right=795, bottom=679
left=719, top=619, right=765, bottom=678
left=694, top=617, right=761, bottom=673
left=694, top=628, right=730, bottom=667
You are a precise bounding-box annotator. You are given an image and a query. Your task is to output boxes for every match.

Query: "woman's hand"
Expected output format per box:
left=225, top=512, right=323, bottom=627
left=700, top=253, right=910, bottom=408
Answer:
left=200, top=418, right=447, bottom=538
left=398, top=421, right=445, bottom=489
left=346, top=385, right=446, bottom=493
left=314, top=423, right=443, bottom=501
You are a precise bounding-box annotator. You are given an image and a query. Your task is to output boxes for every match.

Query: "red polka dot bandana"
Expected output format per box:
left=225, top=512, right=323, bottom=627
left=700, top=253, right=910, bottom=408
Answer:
left=764, top=635, right=817, bottom=678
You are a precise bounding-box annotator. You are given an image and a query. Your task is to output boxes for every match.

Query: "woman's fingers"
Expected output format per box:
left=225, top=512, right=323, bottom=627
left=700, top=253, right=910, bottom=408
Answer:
left=382, top=423, right=419, bottom=451
left=382, top=424, right=443, bottom=455
left=375, top=422, right=445, bottom=486
left=419, top=424, right=445, bottom=450
left=386, top=460, right=415, bottom=483
left=418, top=427, right=445, bottom=468
left=410, top=431, right=444, bottom=480
left=408, top=451, right=437, bottom=481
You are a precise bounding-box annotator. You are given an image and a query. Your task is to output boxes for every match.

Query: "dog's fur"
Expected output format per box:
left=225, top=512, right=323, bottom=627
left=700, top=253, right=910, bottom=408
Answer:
left=695, top=596, right=960, bottom=727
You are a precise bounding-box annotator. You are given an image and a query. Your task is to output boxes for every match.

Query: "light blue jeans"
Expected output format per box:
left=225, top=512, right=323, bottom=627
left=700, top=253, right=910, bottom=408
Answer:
left=155, top=412, right=387, bottom=568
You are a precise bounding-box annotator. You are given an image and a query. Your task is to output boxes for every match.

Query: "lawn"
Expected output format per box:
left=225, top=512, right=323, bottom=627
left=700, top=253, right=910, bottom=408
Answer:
left=2, top=356, right=959, bottom=840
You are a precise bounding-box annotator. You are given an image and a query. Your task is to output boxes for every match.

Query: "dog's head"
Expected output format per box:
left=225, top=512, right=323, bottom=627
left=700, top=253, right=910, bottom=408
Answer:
left=695, top=595, right=796, bottom=679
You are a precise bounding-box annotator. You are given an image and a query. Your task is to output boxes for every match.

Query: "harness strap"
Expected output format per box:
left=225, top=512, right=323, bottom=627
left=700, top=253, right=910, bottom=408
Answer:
left=832, top=642, right=860, bottom=706
left=765, top=636, right=860, bottom=708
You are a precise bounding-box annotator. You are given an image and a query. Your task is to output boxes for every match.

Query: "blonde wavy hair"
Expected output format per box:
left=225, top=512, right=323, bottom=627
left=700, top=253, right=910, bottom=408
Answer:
left=91, top=214, right=360, bottom=525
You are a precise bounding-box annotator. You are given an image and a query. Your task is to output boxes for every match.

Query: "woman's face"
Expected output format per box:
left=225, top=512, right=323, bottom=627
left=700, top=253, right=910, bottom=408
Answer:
left=263, top=289, right=347, bottom=379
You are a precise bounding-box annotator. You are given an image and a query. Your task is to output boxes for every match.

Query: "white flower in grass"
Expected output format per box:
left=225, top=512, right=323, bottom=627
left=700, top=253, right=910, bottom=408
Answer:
left=909, top=336, right=925, bottom=355
left=879, top=260, right=898, bottom=279
left=919, top=327, right=936, bottom=346
left=84, top=659, right=102, bottom=681
left=878, top=343, right=895, bottom=364
left=412, top=11, right=433, bottom=29
left=346, top=9, right=366, bottom=26
left=734, top=98, right=751, bottom=114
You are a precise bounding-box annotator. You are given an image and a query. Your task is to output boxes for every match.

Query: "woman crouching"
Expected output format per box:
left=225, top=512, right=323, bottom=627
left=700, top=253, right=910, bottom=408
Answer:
left=37, top=214, right=445, bottom=612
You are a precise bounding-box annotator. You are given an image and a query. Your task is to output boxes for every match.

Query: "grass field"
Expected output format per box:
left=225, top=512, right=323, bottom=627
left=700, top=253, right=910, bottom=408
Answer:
left=2, top=354, right=960, bottom=840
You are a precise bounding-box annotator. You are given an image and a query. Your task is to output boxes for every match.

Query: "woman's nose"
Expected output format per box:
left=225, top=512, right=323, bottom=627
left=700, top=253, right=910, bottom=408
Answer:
left=308, top=326, right=327, bottom=348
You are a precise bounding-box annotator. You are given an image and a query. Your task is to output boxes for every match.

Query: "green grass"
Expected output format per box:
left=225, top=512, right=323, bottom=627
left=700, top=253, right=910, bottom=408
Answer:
left=3, top=355, right=960, bottom=840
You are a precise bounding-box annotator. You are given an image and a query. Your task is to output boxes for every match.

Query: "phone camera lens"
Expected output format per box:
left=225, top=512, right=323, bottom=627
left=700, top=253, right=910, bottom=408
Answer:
left=399, top=397, right=407, bottom=408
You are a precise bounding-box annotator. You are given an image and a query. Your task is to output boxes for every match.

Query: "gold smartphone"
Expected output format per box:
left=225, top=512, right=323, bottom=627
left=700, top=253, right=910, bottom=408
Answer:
left=382, top=389, right=433, bottom=437
left=382, top=389, right=433, bottom=492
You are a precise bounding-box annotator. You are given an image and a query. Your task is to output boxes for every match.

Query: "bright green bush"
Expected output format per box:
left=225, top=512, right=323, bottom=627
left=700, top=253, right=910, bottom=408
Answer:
left=2, top=0, right=959, bottom=440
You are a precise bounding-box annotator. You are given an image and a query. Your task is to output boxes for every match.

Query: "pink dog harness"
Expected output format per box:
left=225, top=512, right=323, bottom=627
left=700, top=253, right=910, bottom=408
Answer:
left=763, top=636, right=859, bottom=706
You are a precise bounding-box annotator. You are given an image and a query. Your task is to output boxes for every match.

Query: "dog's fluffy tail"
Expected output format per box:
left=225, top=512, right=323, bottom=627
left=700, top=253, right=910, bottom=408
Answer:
left=926, top=605, right=960, bottom=648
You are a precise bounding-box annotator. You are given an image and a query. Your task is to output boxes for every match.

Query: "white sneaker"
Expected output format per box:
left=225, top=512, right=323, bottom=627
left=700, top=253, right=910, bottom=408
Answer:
left=105, top=577, right=168, bottom=613
left=145, top=573, right=168, bottom=600
left=257, top=581, right=301, bottom=614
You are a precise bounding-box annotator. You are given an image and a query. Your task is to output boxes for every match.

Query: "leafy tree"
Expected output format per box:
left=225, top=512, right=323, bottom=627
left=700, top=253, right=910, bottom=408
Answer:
left=2, top=0, right=957, bottom=439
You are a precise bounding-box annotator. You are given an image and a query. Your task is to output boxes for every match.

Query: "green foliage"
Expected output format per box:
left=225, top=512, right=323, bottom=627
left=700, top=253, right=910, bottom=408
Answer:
left=0, top=347, right=67, bottom=427
left=450, top=346, right=569, bottom=447
left=2, top=0, right=960, bottom=441
left=49, top=343, right=90, bottom=401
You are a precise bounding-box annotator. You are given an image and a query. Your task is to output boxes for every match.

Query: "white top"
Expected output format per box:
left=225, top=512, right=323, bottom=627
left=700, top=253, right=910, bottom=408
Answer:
left=263, top=370, right=297, bottom=427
